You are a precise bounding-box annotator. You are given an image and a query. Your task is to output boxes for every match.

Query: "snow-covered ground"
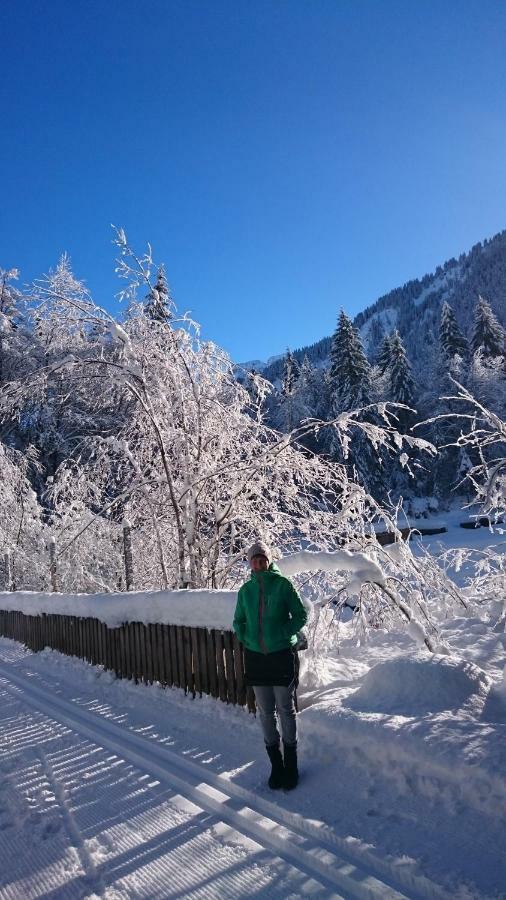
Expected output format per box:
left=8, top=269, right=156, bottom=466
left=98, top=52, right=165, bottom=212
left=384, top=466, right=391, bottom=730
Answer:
left=1, top=639, right=426, bottom=900
left=406, top=506, right=505, bottom=550
left=0, top=515, right=505, bottom=899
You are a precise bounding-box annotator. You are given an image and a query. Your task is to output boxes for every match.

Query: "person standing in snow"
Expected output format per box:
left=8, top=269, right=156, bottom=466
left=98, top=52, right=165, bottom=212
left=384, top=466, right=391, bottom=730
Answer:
left=233, top=540, right=307, bottom=790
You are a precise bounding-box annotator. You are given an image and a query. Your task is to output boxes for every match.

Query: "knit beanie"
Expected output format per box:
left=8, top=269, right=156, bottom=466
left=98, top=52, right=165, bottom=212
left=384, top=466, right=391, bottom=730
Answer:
left=247, top=540, right=272, bottom=565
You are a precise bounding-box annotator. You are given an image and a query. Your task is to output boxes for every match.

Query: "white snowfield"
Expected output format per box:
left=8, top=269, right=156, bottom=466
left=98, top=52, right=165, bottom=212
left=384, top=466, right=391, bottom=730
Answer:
left=0, top=607, right=505, bottom=897
left=0, top=639, right=430, bottom=900
left=0, top=550, right=386, bottom=630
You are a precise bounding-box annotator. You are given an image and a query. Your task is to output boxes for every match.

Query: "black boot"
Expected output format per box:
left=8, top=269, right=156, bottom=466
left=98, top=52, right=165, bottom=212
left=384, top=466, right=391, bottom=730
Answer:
left=283, top=742, right=298, bottom=790
left=266, top=744, right=284, bottom=789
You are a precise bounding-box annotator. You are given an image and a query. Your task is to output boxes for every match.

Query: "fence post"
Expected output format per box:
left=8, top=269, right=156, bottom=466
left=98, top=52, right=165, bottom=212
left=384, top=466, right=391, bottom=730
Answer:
left=4, top=550, right=14, bottom=591
left=123, top=519, right=134, bottom=591
left=49, top=536, right=59, bottom=592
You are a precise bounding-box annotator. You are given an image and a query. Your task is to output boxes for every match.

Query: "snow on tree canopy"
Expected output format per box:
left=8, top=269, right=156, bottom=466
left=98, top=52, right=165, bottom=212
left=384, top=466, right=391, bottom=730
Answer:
left=329, top=310, right=372, bottom=412
left=0, top=551, right=388, bottom=627
left=439, top=301, right=469, bottom=360
left=472, top=295, right=506, bottom=358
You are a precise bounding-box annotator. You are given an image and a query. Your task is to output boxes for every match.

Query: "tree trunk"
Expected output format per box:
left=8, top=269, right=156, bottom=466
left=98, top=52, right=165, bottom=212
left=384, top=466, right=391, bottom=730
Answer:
left=49, top=537, right=59, bottom=592
left=4, top=550, right=14, bottom=591
left=123, top=520, right=134, bottom=591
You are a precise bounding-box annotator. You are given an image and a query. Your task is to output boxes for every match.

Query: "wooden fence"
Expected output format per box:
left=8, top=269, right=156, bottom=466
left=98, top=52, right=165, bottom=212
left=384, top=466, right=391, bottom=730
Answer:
left=0, top=610, right=256, bottom=713
left=375, top=525, right=447, bottom=546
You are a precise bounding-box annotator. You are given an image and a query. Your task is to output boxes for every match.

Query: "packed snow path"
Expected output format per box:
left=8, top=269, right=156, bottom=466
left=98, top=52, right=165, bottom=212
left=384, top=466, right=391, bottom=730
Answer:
left=0, top=646, right=419, bottom=900
left=0, top=637, right=503, bottom=899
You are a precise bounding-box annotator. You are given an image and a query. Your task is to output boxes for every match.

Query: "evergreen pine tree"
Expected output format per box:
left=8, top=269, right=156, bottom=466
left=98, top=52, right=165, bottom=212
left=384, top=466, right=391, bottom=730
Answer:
left=297, top=355, right=327, bottom=420
left=389, top=330, right=416, bottom=422
left=299, top=354, right=312, bottom=385
left=299, top=356, right=333, bottom=442
left=471, top=295, right=505, bottom=357
left=329, top=310, right=371, bottom=412
left=275, top=351, right=306, bottom=432
left=281, top=350, right=300, bottom=396
left=376, top=332, right=394, bottom=374
left=439, top=301, right=469, bottom=359
left=144, top=265, right=173, bottom=323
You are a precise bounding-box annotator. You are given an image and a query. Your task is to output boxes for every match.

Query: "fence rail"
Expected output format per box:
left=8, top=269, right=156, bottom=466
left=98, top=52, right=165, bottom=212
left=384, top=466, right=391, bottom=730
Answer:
left=375, top=525, right=447, bottom=545
left=0, top=610, right=256, bottom=713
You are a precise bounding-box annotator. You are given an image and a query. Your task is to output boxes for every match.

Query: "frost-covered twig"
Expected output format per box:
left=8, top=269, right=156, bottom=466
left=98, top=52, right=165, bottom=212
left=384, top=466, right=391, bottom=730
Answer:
left=278, top=548, right=438, bottom=653
left=421, top=377, right=506, bottom=519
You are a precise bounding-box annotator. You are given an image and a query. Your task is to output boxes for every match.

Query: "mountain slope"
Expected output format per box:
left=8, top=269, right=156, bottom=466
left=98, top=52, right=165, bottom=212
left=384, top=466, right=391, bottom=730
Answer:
left=259, top=228, right=506, bottom=385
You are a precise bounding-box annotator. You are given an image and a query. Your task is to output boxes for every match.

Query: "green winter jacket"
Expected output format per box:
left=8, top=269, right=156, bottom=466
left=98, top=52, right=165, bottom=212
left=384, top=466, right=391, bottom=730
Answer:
left=233, top=563, right=308, bottom=654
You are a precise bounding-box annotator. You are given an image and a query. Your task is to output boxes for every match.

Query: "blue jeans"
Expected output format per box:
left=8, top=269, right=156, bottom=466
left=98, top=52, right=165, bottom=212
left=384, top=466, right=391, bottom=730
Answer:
left=252, top=684, right=297, bottom=748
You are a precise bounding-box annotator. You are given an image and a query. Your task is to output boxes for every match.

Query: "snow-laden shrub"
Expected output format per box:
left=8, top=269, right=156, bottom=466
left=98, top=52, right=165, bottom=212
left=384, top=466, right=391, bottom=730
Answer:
left=426, top=379, right=506, bottom=522
left=0, top=443, right=47, bottom=589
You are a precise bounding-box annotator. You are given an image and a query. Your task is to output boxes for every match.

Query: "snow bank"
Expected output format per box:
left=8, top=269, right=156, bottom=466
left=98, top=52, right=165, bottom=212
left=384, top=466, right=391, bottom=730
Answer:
left=299, top=615, right=506, bottom=822
left=345, top=656, right=491, bottom=716
left=302, top=694, right=506, bottom=822
left=0, top=589, right=238, bottom=631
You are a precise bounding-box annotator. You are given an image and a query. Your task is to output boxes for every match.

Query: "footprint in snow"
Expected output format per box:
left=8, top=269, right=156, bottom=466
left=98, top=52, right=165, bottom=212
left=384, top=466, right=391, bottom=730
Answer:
left=41, top=818, right=63, bottom=840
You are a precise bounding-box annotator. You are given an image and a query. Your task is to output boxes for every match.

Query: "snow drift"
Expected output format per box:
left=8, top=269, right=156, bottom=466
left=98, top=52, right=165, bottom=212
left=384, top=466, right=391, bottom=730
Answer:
left=345, top=655, right=491, bottom=716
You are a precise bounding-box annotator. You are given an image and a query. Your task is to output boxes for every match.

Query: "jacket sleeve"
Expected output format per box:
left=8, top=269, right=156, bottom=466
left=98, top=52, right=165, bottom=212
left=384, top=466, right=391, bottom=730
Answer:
left=233, top=587, right=247, bottom=643
left=283, top=581, right=308, bottom=638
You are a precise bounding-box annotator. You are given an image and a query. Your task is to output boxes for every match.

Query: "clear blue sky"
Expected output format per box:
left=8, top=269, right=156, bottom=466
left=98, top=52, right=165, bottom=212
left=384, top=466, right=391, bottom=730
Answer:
left=2, top=0, right=506, bottom=361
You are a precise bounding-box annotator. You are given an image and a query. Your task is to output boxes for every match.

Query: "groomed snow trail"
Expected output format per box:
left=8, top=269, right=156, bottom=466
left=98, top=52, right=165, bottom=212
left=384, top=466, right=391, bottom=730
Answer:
left=0, top=643, right=445, bottom=900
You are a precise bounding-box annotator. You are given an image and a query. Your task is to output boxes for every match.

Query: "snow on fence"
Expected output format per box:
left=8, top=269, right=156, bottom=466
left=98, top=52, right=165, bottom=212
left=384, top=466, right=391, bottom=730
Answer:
left=0, top=609, right=256, bottom=712
left=0, top=544, right=437, bottom=706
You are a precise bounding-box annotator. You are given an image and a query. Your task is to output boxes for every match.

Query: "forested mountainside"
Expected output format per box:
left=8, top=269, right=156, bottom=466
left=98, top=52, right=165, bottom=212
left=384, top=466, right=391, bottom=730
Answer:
left=238, top=228, right=506, bottom=506
left=259, top=228, right=506, bottom=386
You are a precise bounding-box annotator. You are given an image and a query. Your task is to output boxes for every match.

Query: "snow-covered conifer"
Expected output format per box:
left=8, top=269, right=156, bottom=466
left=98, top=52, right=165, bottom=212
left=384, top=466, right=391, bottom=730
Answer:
left=472, top=295, right=505, bottom=358
left=297, top=355, right=325, bottom=415
left=144, top=265, right=173, bottom=323
left=389, top=330, right=415, bottom=413
left=468, top=351, right=506, bottom=417
left=439, top=301, right=469, bottom=360
left=329, top=310, right=372, bottom=413
left=271, top=352, right=302, bottom=431
left=281, top=350, right=300, bottom=396
left=13, top=255, right=122, bottom=482
left=376, top=332, right=394, bottom=375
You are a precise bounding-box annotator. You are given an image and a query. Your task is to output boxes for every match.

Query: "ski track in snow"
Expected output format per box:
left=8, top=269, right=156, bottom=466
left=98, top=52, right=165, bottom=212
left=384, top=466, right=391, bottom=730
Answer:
left=0, top=647, right=449, bottom=900
left=1, top=665, right=336, bottom=900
